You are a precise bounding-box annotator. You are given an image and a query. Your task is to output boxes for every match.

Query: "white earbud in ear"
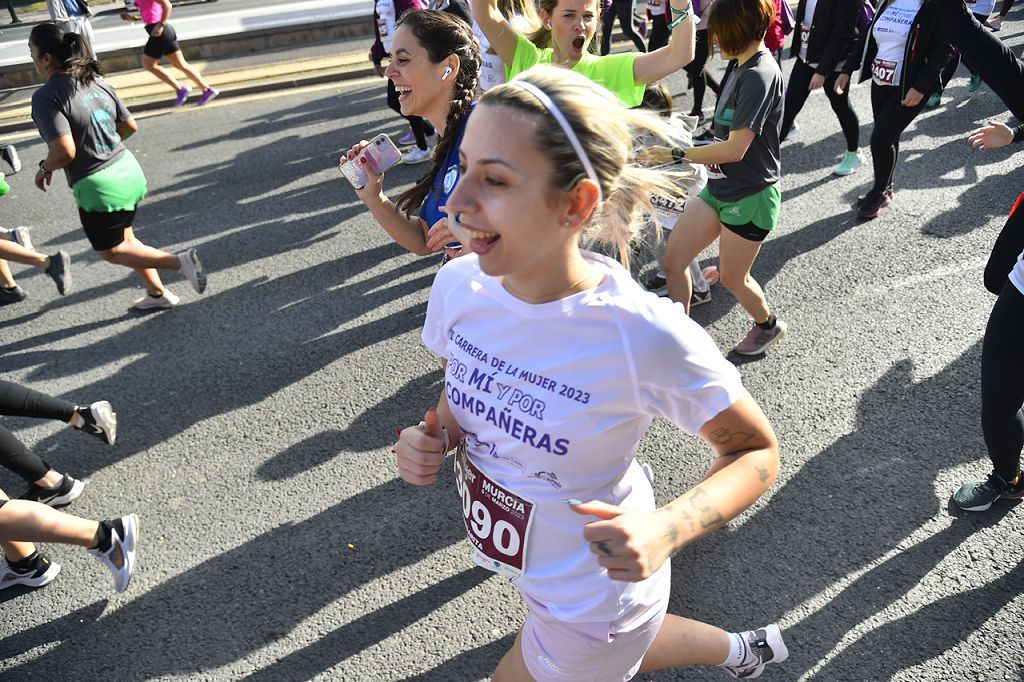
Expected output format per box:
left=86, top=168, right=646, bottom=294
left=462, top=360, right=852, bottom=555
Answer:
left=546, top=21, right=552, bottom=29
left=441, top=66, right=453, bottom=80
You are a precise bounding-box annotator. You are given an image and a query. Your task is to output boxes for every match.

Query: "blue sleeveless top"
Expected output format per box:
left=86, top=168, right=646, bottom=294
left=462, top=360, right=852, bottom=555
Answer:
left=419, top=103, right=475, bottom=230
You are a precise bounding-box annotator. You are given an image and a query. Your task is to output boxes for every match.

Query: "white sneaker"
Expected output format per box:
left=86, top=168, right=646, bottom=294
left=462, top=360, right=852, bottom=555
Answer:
left=86, top=514, right=138, bottom=593
left=177, top=248, right=207, bottom=294
left=133, top=289, right=180, bottom=310
left=723, top=624, right=789, bottom=679
left=10, top=226, right=33, bottom=250
left=402, top=146, right=433, bottom=164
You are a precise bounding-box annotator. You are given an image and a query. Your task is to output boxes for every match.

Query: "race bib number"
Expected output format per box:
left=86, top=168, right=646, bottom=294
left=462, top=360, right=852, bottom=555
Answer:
left=871, top=58, right=898, bottom=86
left=454, top=444, right=535, bottom=580
left=377, top=17, right=390, bottom=43
left=800, top=23, right=810, bottom=47
left=706, top=140, right=727, bottom=180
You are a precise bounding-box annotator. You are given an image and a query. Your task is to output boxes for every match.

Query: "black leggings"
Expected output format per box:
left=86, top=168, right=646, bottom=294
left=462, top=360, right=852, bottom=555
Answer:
left=682, top=31, right=720, bottom=115
left=868, top=83, right=927, bottom=194
left=780, top=59, right=860, bottom=151
left=647, top=13, right=669, bottom=51
left=601, top=0, right=647, bottom=55
left=386, top=79, right=434, bottom=151
left=936, top=0, right=1024, bottom=120
left=0, top=380, right=75, bottom=482
left=983, top=279, right=1024, bottom=480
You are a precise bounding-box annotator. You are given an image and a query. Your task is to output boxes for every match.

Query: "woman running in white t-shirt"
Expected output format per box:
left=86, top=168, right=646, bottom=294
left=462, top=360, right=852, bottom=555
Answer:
left=394, top=65, right=788, bottom=682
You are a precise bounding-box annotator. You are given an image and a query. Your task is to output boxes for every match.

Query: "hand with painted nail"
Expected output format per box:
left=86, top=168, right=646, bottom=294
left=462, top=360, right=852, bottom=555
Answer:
left=394, top=407, right=449, bottom=486
left=568, top=499, right=676, bottom=582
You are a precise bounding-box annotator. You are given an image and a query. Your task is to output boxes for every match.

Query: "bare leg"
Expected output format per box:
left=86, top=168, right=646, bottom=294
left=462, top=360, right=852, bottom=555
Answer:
left=33, top=469, right=63, bottom=488
left=165, top=51, right=211, bottom=91
left=664, top=197, right=722, bottom=314
left=0, top=240, right=48, bottom=270
left=0, top=499, right=100, bottom=548
left=717, top=228, right=771, bottom=323
left=491, top=629, right=532, bottom=682
left=0, top=259, right=14, bottom=288
left=639, top=614, right=732, bottom=672
left=142, top=55, right=182, bottom=92
left=96, top=227, right=177, bottom=295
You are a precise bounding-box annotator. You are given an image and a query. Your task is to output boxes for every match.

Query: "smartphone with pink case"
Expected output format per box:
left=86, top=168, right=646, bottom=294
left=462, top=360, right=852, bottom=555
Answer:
left=339, top=134, right=403, bottom=189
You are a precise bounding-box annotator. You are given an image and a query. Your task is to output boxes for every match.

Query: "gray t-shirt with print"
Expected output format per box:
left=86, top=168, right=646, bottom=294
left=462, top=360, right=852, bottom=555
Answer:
left=707, top=51, right=783, bottom=202
left=32, top=74, right=130, bottom=187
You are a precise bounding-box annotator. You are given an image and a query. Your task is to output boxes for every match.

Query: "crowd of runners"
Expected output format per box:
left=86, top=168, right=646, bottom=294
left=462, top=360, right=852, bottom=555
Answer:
left=2, top=0, right=1024, bottom=678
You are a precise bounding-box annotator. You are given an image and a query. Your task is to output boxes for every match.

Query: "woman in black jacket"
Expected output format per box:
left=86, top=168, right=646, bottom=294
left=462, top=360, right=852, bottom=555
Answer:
left=780, top=0, right=863, bottom=176
left=835, top=0, right=954, bottom=219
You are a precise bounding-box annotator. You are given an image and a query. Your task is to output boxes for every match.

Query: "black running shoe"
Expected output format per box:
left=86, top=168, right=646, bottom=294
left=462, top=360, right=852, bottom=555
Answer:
left=20, top=474, right=85, bottom=508
left=0, top=285, right=27, bottom=306
left=75, top=400, right=117, bottom=445
left=45, top=251, right=71, bottom=295
left=0, top=553, right=60, bottom=590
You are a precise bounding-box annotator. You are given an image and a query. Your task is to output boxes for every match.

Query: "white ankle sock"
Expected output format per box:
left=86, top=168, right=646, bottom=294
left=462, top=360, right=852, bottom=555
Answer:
left=719, top=632, right=751, bottom=667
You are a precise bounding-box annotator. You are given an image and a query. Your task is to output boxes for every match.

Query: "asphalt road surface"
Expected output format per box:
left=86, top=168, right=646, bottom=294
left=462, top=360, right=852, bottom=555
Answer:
left=1, top=53, right=1023, bottom=680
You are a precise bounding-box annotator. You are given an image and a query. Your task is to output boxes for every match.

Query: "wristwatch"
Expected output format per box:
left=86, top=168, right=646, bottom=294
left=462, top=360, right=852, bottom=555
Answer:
left=37, top=160, right=50, bottom=173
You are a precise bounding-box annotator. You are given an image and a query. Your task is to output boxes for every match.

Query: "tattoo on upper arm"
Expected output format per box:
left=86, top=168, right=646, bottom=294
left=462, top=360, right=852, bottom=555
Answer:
left=708, top=427, right=755, bottom=451
left=756, top=466, right=770, bottom=483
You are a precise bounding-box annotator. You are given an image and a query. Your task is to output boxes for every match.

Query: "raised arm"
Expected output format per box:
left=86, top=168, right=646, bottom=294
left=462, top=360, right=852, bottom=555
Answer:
left=632, top=0, right=697, bottom=84
left=469, top=0, right=521, bottom=65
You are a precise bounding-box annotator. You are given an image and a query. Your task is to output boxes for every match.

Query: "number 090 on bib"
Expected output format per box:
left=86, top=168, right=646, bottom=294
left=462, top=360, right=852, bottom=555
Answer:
left=454, top=445, right=536, bottom=581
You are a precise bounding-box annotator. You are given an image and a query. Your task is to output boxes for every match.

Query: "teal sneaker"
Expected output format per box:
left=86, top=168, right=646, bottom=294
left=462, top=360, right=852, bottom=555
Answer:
left=833, top=150, right=864, bottom=177
left=953, top=472, right=1024, bottom=512
left=968, top=74, right=983, bottom=93
left=926, top=92, right=942, bottom=108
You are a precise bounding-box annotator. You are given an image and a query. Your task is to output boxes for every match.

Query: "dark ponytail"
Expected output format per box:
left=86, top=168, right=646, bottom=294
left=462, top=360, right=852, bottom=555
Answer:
left=393, top=10, right=480, bottom=217
left=30, top=23, right=102, bottom=85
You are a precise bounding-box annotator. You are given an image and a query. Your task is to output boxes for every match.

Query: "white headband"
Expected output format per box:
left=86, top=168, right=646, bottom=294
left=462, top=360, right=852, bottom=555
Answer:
left=510, top=80, right=603, bottom=202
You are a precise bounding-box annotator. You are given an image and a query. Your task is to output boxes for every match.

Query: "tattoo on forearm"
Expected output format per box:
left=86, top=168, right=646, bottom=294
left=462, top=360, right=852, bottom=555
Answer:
left=708, top=427, right=756, bottom=450
left=667, top=486, right=725, bottom=539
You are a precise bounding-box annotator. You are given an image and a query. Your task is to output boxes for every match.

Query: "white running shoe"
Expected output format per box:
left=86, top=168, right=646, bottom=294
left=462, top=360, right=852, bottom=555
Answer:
left=10, top=226, right=33, bottom=250
left=133, top=289, right=180, bottom=310
left=0, top=553, right=60, bottom=590
left=87, top=514, right=138, bottom=593
left=402, top=146, right=433, bottom=164
left=76, top=400, right=118, bottom=445
left=177, top=248, right=207, bottom=294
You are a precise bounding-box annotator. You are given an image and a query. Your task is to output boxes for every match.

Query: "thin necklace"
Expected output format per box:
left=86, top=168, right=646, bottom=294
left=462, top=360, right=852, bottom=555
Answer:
left=501, top=270, right=596, bottom=304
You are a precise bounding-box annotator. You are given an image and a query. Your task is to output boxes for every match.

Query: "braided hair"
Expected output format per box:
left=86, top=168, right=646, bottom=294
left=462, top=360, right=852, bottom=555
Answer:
left=394, top=11, right=481, bottom=217
left=30, top=23, right=102, bottom=85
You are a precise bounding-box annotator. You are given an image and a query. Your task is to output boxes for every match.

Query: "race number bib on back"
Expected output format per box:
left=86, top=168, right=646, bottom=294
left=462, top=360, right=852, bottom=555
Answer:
left=871, top=58, right=898, bottom=86
left=454, top=444, right=535, bottom=580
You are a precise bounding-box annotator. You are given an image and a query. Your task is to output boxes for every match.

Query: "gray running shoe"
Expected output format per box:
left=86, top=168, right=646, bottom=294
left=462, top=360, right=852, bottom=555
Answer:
left=690, top=288, right=712, bottom=308
left=723, top=624, right=789, bottom=679
left=734, top=320, right=787, bottom=356
left=954, top=472, right=1024, bottom=512
left=45, top=251, right=71, bottom=295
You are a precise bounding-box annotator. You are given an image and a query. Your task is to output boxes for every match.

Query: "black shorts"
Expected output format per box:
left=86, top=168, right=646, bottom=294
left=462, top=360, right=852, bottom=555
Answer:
left=143, top=21, right=180, bottom=59
left=79, top=209, right=135, bottom=251
left=722, top=221, right=771, bottom=242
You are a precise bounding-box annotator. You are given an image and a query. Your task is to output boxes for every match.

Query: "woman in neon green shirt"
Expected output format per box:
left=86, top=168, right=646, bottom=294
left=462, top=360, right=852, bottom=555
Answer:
left=470, top=0, right=697, bottom=107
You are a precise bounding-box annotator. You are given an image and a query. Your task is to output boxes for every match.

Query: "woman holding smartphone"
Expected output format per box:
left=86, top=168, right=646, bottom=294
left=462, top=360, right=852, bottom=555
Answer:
left=660, top=0, right=787, bottom=356
left=346, top=10, right=480, bottom=259
left=393, top=65, right=788, bottom=681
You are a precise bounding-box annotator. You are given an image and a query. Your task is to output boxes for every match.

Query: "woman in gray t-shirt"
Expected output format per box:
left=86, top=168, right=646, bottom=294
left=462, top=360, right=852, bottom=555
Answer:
left=659, top=0, right=787, bottom=358
left=29, top=23, right=207, bottom=310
